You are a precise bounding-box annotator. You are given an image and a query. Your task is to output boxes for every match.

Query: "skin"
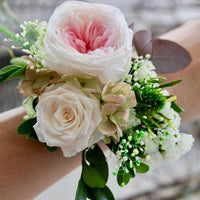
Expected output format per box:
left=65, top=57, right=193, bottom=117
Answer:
left=0, top=20, right=200, bottom=200
left=160, top=20, right=200, bottom=122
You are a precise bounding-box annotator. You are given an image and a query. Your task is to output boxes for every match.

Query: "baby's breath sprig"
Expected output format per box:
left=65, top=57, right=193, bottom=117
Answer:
left=109, top=127, right=150, bottom=187
left=3, top=20, right=47, bottom=65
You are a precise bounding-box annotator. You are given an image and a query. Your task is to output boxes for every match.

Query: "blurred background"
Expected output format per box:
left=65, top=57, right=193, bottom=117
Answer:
left=0, top=0, right=200, bottom=199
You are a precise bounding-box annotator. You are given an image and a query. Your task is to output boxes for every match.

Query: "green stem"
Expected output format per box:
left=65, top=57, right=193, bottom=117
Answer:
left=0, top=24, right=16, bottom=38
left=157, top=113, right=176, bottom=131
left=0, top=24, right=25, bottom=46
left=0, top=0, right=20, bottom=25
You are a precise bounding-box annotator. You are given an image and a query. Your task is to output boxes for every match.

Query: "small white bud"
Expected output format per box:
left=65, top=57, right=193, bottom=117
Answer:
left=23, top=42, right=29, bottom=46
left=30, top=65, right=35, bottom=70
left=123, top=156, right=128, bottom=162
left=140, top=141, right=144, bottom=145
left=128, top=144, right=132, bottom=148
left=23, top=115, right=29, bottom=120
left=125, top=168, right=129, bottom=173
left=133, top=149, right=139, bottom=155
left=139, top=55, right=143, bottom=59
left=145, top=54, right=151, bottom=59
left=21, top=32, right=26, bottom=37
left=22, top=49, right=31, bottom=54
left=145, top=155, right=151, bottom=161
left=116, top=151, right=121, bottom=157
left=20, top=24, right=26, bottom=30
left=121, top=139, right=126, bottom=144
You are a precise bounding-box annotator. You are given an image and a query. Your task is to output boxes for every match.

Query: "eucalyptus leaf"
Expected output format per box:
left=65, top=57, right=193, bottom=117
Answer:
left=132, top=30, right=152, bottom=57
left=135, top=162, right=149, bottom=173
left=133, top=31, right=191, bottom=73
left=152, top=39, right=191, bottom=73
left=82, top=145, right=108, bottom=188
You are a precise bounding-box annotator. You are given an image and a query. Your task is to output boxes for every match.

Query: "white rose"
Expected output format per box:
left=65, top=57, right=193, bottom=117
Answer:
left=43, top=1, right=133, bottom=83
left=33, top=82, right=103, bottom=157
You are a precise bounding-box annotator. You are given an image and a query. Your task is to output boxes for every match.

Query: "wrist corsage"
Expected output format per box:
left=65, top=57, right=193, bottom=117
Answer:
left=0, top=1, right=194, bottom=199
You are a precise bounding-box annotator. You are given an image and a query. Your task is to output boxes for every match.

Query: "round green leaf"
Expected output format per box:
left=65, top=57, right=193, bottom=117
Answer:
left=82, top=145, right=108, bottom=188
left=135, top=162, right=149, bottom=173
left=91, top=186, right=115, bottom=200
left=117, top=168, right=131, bottom=187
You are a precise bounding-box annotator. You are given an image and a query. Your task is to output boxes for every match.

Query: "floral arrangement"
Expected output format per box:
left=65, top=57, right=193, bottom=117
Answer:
left=0, top=1, right=194, bottom=199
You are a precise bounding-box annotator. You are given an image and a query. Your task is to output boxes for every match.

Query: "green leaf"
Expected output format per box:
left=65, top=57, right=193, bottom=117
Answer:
left=171, top=101, right=185, bottom=113
left=82, top=145, right=108, bottom=188
left=117, top=168, right=131, bottom=187
left=157, top=112, right=175, bottom=131
left=159, top=79, right=182, bottom=88
left=135, top=162, right=149, bottom=173
left=45, top=145, right=57, bottom=152
left=0, top=25, right=25, bottom=43
left=0, top=65, right=23, bottom=83
left=129, top=168, right=135, bottom=178
left=75, top=177, right=87, bottom=200
left=132, top=86, right=142, bottom=101
left=0, top=25, right=18, bottom=39
left=17, top=118, right=38, bottom=140
left=7, top=66, right=26, bottom=80
left=0, top=65, right=20, bottom=75
left=91, top=186, right=115, bottom=200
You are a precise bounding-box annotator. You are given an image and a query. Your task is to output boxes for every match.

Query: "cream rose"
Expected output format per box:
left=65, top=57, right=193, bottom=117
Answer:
left=33, top=82, right=103, bottom=157
left=43, top=1, right=133, bottom=83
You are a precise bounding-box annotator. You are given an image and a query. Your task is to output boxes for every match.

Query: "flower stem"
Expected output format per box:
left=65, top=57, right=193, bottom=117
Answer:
left=0, top=24, right=16, bottom=38
left=0, top=0, right=20, bottom=25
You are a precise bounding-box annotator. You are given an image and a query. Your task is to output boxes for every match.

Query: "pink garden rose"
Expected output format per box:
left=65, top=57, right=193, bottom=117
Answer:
left=43, top=1, right=133, bottom=83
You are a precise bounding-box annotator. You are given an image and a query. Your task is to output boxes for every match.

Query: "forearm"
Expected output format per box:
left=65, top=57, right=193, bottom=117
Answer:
left=0, top=107, right=81, bottom=200
left=160, top=20, right=200, bottom=122
left=0, top=21, right=199, bottom=200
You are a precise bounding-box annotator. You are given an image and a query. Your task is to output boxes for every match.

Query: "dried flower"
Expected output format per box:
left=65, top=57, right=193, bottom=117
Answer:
left=18, top=57, right=61, bottom=96
left=98, top=80, right=137, bottom=141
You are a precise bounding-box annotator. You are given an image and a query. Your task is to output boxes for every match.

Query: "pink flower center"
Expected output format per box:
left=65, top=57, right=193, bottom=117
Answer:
left=61, top=20, right=113, bottom=54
